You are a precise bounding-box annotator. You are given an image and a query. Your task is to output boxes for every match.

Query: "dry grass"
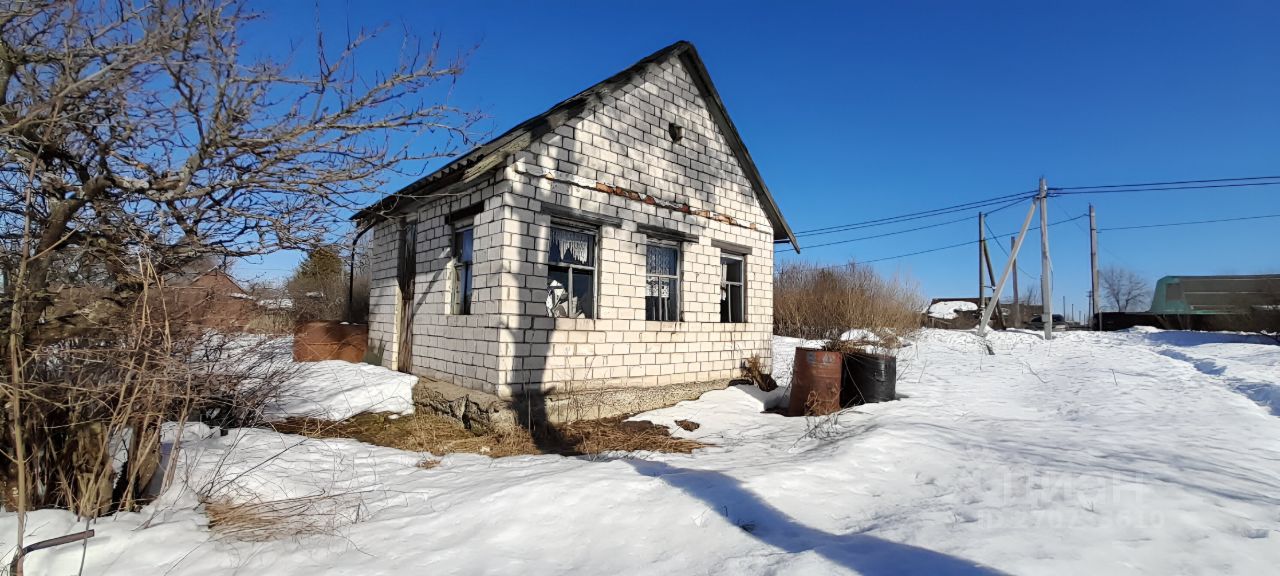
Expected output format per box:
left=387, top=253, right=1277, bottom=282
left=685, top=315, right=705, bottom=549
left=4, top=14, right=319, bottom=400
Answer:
left=774, top=260, right=924, bottom=349
left=204, top=494, right=361, bottom=541
left=742, top=353, right=778, bottom=391
left=417, top=458, right=442, bottom=469
left=269, top=412, right=702, bottom=458
left=557, top=418, right=704, bottom=455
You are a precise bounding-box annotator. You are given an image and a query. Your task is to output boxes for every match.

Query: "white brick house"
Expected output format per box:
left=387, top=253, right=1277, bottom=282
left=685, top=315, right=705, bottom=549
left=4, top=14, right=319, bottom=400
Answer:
left=354, top=41, right=799, bottom=419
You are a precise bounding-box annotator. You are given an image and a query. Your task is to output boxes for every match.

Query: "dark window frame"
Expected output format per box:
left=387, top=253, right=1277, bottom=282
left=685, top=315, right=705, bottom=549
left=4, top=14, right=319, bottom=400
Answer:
left=547, top=223, right=598, bottom=319
left=720, top=253, right=746, bottom=323
left=645, top=240, right=681, bottom=322
left=451, top=219, right=474, bottom=315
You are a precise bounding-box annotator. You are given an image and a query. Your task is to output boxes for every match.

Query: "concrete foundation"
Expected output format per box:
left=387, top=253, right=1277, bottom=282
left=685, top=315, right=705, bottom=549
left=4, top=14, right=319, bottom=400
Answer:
left=412, top=376, right=730, bottom=429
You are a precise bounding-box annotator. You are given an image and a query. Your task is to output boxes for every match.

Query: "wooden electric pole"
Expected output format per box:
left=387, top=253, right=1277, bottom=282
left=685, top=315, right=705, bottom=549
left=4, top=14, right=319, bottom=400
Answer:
left=978, top=211, right=986, bottom=316
left=983, top=240, right=1006, bottom=329
left=977, top=196, right=1039, bottom=336
left=1011, top=235, right=1020, bottom=328
left=1039, top=177, right=1053, bottom=340
left=1089, top=203, right=1100, bottom=330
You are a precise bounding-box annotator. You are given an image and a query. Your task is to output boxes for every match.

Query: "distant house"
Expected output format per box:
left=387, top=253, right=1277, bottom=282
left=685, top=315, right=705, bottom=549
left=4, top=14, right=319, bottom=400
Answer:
left=164, top=267, right=257, bottom=331
left=353, top=41, right=798, bottom=420
left=924, top=297, right=1043, bottom=329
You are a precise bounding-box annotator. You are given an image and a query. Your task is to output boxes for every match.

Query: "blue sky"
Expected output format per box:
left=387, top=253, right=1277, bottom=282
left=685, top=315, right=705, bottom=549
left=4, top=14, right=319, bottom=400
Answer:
left=242, top=0, right=1279, bottom=317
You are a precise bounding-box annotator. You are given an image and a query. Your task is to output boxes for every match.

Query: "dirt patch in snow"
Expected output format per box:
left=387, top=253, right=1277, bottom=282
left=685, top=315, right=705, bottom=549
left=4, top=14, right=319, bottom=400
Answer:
left=269, top=412, right=703, bottom=458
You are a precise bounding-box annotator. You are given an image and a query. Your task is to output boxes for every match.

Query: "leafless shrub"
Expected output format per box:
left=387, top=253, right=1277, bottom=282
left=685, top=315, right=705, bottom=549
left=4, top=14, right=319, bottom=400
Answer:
left=1, top=259, right=298, bottom=519
left=741, top=353, right=777, bottom=392
left=774, top=261, right=925, bottom=348
left=1, top=0, right=476, bottom=541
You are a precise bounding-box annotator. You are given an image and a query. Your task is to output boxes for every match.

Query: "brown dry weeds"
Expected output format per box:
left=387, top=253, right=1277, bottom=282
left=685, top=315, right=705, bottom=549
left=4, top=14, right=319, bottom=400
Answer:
left=268, top=412, right=702, bottom=458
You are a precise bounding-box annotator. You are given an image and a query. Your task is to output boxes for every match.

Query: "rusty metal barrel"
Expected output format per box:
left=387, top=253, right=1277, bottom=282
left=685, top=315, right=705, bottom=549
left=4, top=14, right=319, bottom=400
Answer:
left=293, top=321, right=368, bottom=362
left=788, top=347, right=843, bottom=416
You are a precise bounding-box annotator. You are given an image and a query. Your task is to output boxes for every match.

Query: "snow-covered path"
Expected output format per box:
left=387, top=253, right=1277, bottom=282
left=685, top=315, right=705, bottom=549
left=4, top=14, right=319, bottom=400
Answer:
left=4, top=329, right=1279, bottom=575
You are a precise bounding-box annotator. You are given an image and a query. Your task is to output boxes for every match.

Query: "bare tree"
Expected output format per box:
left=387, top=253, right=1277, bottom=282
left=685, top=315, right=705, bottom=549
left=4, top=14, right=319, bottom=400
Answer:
left=0, top=0, right=479, bottom=530
left=1, top=0, right=479, bottom=343
left=1099, top=266, right=1150, bottom=312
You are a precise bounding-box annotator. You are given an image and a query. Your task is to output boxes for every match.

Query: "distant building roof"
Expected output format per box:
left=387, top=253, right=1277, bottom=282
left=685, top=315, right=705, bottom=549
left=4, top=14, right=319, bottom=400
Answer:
left=1148, top=274, right=1280, bottom=315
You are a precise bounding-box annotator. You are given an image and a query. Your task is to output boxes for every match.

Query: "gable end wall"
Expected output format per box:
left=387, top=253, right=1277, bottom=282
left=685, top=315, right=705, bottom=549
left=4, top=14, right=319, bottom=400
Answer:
left=366, top=55, right=778, bottom=399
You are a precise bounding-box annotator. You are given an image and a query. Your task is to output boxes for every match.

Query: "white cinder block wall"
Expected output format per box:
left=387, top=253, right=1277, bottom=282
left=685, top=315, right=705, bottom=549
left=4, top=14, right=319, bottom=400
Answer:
left=367, top=55, right=776, bottom=398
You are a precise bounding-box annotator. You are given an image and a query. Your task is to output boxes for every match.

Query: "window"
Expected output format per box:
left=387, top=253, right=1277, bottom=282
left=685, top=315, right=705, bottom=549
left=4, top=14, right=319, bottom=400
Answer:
left=645, top=242, right=680, bottom=321
left=451, top=221, right=474, bottom=315
left=720, top=254, right=745, bottom=323
left=547, top=225, right=596, bottom=318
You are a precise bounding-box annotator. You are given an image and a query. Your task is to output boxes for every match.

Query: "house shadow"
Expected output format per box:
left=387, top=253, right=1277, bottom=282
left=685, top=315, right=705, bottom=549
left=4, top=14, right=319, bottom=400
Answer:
left=624, top=459, right=1008, bottom=576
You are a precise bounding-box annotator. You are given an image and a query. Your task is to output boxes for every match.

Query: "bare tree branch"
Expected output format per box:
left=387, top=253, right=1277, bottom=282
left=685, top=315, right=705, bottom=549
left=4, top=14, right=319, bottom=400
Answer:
left=1, top=0, right=481, bottom=341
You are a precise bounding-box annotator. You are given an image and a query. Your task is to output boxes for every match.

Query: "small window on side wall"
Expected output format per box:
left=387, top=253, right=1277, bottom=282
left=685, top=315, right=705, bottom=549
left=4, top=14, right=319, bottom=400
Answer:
left=547, top=225, right=596, bottom=319
left=720, top=253, right=745, bottom=323
left=645, top=242, right=680, bottom=321
left=451, top=221, right=474, bottom=315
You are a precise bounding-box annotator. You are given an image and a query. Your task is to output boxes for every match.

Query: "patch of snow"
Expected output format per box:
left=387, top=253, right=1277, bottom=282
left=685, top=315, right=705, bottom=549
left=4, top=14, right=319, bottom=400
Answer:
left=257, top=298, right=293, bottom=310
left=928, top=300, right=978, bottom=319
left=5, top=329, right=1280, bottom=575
left=161, top=421, right=218, bottom=444
left=265, top=359, right=417, bottom=421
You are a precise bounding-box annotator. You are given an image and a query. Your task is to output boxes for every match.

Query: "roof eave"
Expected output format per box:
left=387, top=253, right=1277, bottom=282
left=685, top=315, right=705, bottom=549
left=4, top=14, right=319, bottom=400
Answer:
left=352, top=41, right=801, bottom=254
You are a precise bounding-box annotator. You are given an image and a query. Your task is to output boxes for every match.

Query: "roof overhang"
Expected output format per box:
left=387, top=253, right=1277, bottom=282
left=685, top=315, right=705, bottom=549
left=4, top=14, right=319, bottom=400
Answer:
left=352, top=41, right=800, bottom=252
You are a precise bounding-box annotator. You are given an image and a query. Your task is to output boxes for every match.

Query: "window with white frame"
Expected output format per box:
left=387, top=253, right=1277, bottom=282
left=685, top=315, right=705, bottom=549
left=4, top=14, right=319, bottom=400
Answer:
left=450, top=220, right=474, bottom=315
left=645, top=242, right=680, bottom=321
left=720, top=253, right=745, bottom=323
left=547, top=225, right=596, bottom=319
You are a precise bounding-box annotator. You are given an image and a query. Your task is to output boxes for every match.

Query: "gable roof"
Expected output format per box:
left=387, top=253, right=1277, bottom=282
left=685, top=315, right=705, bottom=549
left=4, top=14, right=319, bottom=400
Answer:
left=353, top=41, right=799, bottom=252
left=165, top=267, right=247, bottom=293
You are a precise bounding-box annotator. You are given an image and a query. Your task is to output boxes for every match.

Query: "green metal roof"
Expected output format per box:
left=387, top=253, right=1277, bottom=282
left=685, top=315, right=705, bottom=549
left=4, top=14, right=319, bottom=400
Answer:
left=1148, top=274, right=1280, bottom=315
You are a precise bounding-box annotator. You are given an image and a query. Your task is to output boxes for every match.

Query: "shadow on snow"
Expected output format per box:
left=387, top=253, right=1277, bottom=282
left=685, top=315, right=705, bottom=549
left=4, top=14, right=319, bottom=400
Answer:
left=625, top=459, right=1007, bottom=576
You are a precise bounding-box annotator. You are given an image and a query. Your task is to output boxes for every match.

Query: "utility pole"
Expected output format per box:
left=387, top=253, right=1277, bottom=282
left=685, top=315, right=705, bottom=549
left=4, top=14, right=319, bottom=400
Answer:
left=1039, top=177, right=1053, bottom=340
left=1011, top=236, right=1020, bottom=328
left=1089, top=203, right=1100, bottom=331
left=978, top=212, right=986, bottom=317
left=977, top=196, right=1039, bottom=336
left=983, top=240, right=1006, bottom=330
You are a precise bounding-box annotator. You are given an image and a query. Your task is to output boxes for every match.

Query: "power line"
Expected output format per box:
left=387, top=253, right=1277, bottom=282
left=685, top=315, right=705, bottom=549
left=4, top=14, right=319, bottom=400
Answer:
left=860, top=240, right=977, bottom=265
left=792, top=175, right=1277, bottom=241
left=784, top=213, right=971, bottom=251
left=792, top=190, right=1036, bottom=237
left=1053, top=175, right=1280, bottom=191
left=1054, top=181, right=1280, bottom=196
left=780, top=196, right=1026, bottom=252
left=812, top=212, right=1088, bottom=268
left=985, top=218, right=1038, bottom=280
left=1101, top=212, right=1280, bottom=231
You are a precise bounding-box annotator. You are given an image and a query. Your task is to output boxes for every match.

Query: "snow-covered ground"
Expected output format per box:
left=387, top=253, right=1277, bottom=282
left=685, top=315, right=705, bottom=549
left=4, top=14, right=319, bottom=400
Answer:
left=928, top=300, right=978, bottom=320
left=209, top=335, right=417, bottom=422
left=265, top=359, right=417, bottom=421
left=4, top=329, right=1280, bottom=575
